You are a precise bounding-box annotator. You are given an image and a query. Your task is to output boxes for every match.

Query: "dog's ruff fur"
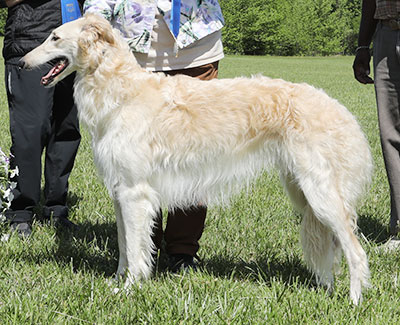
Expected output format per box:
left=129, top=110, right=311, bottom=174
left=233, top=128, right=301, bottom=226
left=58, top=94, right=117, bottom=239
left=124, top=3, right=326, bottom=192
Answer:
left=22, top=14, right=373, bottom=304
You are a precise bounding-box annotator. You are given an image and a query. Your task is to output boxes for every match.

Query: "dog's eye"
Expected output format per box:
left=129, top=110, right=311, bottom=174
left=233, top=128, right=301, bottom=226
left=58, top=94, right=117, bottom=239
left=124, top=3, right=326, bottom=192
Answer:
left=51, top=34, right=60, bottom=42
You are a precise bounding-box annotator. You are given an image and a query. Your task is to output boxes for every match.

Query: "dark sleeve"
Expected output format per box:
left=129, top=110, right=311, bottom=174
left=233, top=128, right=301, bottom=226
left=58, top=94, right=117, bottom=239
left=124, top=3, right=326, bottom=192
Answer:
left=357, top=0, right=378, bottom=47
left=0, top=0, right=7, bottom=8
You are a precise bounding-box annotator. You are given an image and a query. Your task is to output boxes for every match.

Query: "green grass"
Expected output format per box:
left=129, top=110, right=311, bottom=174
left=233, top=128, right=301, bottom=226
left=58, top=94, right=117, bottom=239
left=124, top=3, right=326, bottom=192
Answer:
left=1, top=54, right=399, bottom=324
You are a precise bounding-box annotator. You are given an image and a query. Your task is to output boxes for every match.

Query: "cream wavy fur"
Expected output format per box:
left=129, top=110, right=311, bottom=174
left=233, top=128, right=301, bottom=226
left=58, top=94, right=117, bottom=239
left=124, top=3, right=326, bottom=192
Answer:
left=22, top=14, right=373, bottom=304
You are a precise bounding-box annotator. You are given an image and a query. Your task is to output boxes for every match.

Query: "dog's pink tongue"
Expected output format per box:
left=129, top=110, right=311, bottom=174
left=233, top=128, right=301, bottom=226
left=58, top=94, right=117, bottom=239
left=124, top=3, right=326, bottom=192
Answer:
left=41, top=66, right=57, bottom=85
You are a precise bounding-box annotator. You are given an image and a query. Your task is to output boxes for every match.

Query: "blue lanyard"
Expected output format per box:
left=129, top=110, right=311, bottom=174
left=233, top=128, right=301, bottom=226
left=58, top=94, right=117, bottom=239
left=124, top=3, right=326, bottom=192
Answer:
left=61, top=0, right=81, bottom=24
left=170, top=0, right=181, bottom=38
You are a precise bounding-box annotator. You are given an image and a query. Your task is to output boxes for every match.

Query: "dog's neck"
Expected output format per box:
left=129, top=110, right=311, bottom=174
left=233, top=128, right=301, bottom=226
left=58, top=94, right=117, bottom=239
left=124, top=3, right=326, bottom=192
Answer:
left=73, top=37, right=152, bottom=137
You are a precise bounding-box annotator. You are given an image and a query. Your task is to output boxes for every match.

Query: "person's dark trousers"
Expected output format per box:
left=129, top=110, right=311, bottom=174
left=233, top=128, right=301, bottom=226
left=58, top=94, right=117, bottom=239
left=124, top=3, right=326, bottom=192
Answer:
left=374, top=22, right=400, bottom=236
left=151, top=62, right=218, bottom=256
left=4, top=62, right=81, bottom=223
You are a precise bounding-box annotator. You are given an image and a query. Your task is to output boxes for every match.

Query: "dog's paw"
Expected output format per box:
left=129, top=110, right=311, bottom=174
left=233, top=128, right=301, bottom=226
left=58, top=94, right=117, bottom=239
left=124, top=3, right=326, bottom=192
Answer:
left=106, top=277, right=124, bottom=295
left=106, top=274, right=141, bottom=295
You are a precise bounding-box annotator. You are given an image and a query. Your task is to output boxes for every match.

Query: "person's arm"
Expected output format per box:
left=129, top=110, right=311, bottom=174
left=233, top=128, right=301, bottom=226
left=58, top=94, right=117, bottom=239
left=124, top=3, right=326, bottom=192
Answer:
left=0, top=0, right=23, bottom=8
left=352, top=0, right=377, bottom=84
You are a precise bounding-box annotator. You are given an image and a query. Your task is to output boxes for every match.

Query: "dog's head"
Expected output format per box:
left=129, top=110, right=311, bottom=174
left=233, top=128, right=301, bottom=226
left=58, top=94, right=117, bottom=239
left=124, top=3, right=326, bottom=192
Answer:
left=21, top=13, right=118, bottom=87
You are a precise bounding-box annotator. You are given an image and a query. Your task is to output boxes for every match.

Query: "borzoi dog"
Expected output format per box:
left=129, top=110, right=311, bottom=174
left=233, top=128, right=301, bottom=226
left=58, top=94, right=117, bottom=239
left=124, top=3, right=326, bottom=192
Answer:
left=21, top=14, right=373, bottom=304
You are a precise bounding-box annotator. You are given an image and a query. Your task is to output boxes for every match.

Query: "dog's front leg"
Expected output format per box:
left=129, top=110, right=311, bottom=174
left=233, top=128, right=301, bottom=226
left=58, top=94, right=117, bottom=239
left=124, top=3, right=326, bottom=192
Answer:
left=114, top=199, right=128, bottom=278
left=114, top=182, right=159, bottom=287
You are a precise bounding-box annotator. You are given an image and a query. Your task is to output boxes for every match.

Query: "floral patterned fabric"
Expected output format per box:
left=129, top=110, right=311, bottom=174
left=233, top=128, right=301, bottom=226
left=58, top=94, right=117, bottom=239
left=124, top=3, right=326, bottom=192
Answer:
left=83, top=0, right=224, bottom=53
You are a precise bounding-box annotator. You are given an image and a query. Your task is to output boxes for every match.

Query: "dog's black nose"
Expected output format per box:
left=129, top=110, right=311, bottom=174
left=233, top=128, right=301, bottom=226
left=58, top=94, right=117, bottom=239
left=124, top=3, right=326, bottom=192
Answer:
left=18, top=59, right=25, bottom=69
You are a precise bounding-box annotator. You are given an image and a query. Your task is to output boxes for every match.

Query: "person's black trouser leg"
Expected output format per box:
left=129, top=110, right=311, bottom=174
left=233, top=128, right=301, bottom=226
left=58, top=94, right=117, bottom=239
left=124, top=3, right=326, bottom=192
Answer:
left=43, top=72, right=80, bottom=218
left=4, top=63, right=80, bottom=223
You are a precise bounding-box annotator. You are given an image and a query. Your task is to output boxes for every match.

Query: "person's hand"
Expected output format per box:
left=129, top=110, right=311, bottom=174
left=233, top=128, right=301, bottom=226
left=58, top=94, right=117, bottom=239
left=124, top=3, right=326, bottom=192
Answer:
left=5, top=0, right=23, bottom=8
left=353, top=48, right=374, bottom=84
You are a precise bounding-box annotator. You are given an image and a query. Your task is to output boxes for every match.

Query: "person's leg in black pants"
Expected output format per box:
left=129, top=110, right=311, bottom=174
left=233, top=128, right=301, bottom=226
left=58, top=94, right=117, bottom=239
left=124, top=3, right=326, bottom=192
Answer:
left=43, top=73, right=81, bottom=224
left=4, top=64, right=53, bottom=233
left=4, top=63, right=80, bottom=234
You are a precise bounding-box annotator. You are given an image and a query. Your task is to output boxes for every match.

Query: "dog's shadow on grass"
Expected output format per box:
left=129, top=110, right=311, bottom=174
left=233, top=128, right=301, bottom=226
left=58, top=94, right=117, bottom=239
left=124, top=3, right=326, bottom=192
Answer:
left=198, top=253, right=315, bottom=288
left=358, top=214, right=391, bottom=244
left=54, top=220, right=119, bottom=277
left=53, top=220, right=314, bottom=287
left=50, top=212, right=390, bottom=287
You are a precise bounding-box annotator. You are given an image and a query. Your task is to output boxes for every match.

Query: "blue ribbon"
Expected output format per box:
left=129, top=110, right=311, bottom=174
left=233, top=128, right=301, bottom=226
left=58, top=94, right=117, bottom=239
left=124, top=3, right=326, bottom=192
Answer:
left=61, top=0, right=81, bottom=24
left=170, top=0, right=181, bottom=38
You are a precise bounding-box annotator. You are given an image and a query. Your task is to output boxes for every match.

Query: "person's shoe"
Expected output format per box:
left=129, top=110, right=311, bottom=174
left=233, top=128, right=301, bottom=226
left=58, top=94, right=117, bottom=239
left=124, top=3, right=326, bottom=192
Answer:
left=10, top=221, right=32, bottom=238
left=168, top=254, right=198, bottom=273
left=43, top=206, right=77, bottom=231
left=51, top=216, right=79, bottom=231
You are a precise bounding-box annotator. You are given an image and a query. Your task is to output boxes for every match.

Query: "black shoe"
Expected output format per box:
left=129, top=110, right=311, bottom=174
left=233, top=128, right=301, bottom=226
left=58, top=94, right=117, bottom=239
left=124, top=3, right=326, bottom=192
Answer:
left=51, top=216, right=79, bottom=231
left=10, top=222, right=32, bottom=238
left=168, top=254, right=197, bottom=273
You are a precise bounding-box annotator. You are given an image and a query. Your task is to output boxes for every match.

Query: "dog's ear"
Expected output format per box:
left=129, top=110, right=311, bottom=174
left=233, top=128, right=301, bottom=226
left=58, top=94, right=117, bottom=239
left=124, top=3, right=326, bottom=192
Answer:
left=78, top=14, right=116, bottom=52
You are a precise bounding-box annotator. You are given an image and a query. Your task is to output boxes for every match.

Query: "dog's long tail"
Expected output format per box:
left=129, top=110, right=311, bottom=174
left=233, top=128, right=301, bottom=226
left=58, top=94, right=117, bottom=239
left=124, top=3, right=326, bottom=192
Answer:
left=280, top=117, right=372, bottom=305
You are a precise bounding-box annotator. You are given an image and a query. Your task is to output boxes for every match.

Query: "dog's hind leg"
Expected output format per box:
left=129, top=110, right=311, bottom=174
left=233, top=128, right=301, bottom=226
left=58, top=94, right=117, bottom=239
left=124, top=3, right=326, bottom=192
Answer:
left=114, top=182, right=159, bottom=286
left=280, top=172, right=307, bottom=214
left=281, top=173, right=341, bottom=290
left=300, top=204, right=341, bottom=291
left=295, top=167, right=369, bottom=305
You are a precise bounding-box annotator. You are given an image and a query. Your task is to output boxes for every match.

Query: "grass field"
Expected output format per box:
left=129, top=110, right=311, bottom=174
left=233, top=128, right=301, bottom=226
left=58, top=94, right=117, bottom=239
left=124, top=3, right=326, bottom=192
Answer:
left=0, top=54, right=399, bottom=324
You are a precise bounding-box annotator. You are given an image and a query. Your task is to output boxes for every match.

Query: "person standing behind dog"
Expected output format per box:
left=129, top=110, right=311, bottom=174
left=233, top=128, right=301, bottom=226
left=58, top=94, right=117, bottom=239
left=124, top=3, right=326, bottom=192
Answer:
left=353, top=0, right=400, bottom=245
left=0, top=0, right=83, bottom=236
left=83, top=0, right=224, bottom=271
